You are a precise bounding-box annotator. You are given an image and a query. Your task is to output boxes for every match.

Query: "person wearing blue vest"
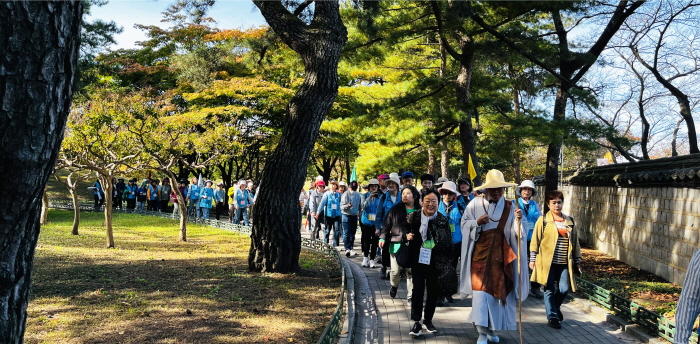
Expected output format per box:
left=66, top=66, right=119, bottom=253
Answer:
left=376, top=173, right=401, bottom=279
left=456, top=178, right=474, bottom=214
left=90, top=179, right=105, bottom=212
left=124, top=178, right=138, bottom=209
left=437, top=180, right=462, bottom=304
left=147, top=180, right=160, bottom=211
left=187, top=176, right=200, bottom=218
left=360, top=179, right=381, bottom=268
left=234, top=180, right=252, bottom=226
left=515, top=179, right=543, bottom=299
left=318, top=180, right=343, bottom=246
left=199, top=180, right=214, bottom=220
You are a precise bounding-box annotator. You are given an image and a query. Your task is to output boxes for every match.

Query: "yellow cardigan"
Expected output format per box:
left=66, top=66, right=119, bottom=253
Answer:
left=529, top=211, right=582, bottom=292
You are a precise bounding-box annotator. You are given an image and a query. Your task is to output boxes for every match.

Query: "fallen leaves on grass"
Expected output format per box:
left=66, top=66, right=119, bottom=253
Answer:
left=580, top=247, right=681, bottom=319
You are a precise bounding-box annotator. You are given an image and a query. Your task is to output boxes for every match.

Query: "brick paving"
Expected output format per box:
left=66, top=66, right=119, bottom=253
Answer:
left=303, top=226, right=641, bottom=344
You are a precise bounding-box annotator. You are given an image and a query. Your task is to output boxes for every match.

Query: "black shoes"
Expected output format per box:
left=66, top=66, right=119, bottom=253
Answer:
left=380, top=266, right=388, bottom=280
left=436, top=297, right=445, bottom=307
left=548, top=319, right=561, bottom=329
left=422, top=320, right=437, bottom=333
left=390, top=286, right=397, bottom=298
left=558, top=310, right=564, bottom=321
left=409, top=321, right=422, bottom=337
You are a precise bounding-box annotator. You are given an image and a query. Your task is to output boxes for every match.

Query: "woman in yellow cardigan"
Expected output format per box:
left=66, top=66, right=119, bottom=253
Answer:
left=529, top=190, right=582, bottom=329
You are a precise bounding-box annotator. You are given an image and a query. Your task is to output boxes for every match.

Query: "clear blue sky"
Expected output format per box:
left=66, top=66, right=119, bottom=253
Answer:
left=88, top=0, right=268, bottom=50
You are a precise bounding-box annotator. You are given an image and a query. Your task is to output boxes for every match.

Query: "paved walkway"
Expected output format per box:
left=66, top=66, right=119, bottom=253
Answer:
left=303, top=227, right=641, bottom=344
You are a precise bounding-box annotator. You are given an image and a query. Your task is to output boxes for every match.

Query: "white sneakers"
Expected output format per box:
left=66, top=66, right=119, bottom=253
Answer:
left=369, top=259, right=376, bottom=268
left=361, top=257, right=369, bottom=267
left=350, top=249, right=356, bottom=256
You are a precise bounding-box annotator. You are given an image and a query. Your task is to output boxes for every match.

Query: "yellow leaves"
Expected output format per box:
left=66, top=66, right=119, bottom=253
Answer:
left=203, top=26, right=269, bottom=42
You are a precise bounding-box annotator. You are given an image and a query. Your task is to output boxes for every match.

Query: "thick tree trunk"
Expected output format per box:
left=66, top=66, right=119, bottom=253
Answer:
left=249, top=0, right=347, bottom=273
left=545, top=85, right=569, bottom=193
left=0, top=2, right=82, bottom=342
left=455, top=36, right=481, bottom=186
left=672, top=118, right=683, bottom=157
left=70, top=189, right=80, bottom=235
left=40, top=189, right=49, bottom=225
left=440, top=140, right=449, bottom=178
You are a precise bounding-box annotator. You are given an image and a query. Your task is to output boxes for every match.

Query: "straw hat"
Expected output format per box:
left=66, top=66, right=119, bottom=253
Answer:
left=516, top=180, right=537, bottom=197
left=476, top=170, right=517, bottom=190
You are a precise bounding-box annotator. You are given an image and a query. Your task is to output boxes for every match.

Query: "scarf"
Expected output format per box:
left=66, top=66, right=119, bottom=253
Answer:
left=420, top=210, right=437, bottom=242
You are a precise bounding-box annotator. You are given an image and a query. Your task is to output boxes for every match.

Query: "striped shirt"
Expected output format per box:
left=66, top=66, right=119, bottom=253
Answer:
left=551, top=220, right=569, bottom=264
left=675, top=249, right=700, bottom=343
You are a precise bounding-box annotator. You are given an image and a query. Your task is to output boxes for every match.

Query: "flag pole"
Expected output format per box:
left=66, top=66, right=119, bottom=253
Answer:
left=515, top=197, right=524, bottom=344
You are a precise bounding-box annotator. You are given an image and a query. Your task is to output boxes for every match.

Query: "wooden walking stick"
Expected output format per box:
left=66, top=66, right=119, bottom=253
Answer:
left=515, top=198, right=524, bottom=344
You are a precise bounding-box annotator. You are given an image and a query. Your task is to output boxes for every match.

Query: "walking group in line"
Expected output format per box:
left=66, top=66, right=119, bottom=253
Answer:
left=89, top=176, right=257, bottom=225
left=303, top=169, right=582, bottom=343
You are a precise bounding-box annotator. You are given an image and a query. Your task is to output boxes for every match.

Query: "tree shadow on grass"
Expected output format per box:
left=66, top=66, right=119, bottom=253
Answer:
left=27, top=253, right=341, bottom=344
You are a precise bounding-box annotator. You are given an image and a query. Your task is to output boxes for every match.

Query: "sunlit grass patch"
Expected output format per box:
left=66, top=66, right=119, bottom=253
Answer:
left=26, top=210, right=340, bottom=344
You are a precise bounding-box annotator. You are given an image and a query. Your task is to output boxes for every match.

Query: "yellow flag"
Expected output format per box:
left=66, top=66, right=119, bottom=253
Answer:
left=468, top=154, right=477, bottom=184
left=604, top=152, right=614, bottom=163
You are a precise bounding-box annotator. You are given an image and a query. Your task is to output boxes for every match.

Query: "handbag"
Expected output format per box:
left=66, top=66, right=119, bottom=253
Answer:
left=394, top=233, right=415, bottom=268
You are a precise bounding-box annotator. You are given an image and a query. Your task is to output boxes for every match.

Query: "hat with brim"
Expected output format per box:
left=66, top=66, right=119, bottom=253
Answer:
left=367, top=178, right=380, bottom=186
left=339, top=181, right=347, bottom=187
left=317, top=181, right=326, bottom=187
left=477, top=170, right=517, bottom=190
left=330, top=180, right=339, bottom=186
left=434, top=177, right=449, bottom=187
left=516, top=179, right=537, bottom=197
left=378, top=174, right=389, bottom=180
left=438, top=181, right=458, bottom=195
left=386, top=173, right=401, bottom=187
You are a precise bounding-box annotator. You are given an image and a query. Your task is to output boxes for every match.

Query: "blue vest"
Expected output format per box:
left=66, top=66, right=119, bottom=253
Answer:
left=438, top=200, right=462, bottom=243
left=361, top=192, right=381, bottom=226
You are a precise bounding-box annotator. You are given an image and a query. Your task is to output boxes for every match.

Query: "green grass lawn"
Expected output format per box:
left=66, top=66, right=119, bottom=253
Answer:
left=26, top=210, right=340, bottom=344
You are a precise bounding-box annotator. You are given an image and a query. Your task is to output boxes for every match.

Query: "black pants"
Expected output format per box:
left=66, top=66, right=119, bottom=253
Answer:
left=411, top=263, right=440, bottom=322
left=161, top=200, right=169, bottom=212
left=114, top=196, right=123, bottom=209
left=527, top=240, right=540, bottom=290
left=451, top=241, right=462, bottom=271
left=360, top=223, right=379, bottom=259
left=147, top=200, right=158, bottom=211
left=93, top=194, right=104, bottom=211
left=126, top=198, right=136, bottom=209
left=215, top=201, right=225, bottom=220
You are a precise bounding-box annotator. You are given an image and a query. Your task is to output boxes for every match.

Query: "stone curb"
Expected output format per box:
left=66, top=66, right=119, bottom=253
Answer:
left=338, top=259, right=356, bottom=344
left=567, top=294, right=667, bottom=344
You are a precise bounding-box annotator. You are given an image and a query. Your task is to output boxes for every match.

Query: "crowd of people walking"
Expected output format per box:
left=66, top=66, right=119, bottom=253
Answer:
left=89, top=176, right=257, bottom=225
left=303, top=169, right=583, bottom=343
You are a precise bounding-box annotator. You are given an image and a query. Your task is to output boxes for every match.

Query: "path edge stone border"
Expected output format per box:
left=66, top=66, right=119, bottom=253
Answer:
left=567, top=294, right=667, bottom=344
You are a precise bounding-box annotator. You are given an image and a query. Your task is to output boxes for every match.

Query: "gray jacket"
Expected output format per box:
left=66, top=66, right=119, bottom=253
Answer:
left=341, top=190, right=362, bottom=216
left=308, top=189, right=324, bottom=214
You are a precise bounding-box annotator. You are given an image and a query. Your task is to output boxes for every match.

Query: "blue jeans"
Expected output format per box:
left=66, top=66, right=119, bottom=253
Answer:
left=324, top=216, right=341, bottom=246
left=342, top=215, right=358, bottom=250
left=201, top=207, right=210, bottom=219
left=544, top=264, right=569, bottom=320
left=235, top=207, right=249, bottom=226
left=188, top=199, right=199, bottom=217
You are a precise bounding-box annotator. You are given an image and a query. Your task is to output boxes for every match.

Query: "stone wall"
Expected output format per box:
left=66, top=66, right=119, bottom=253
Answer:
left=533, top=154, right=700, bottom=286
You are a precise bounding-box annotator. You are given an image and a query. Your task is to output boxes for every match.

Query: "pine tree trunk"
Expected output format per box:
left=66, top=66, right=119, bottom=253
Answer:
left=70, top=189, right=80, bottom=235
left=248, top=0, right=347, bottom=273
left=427, top=147, right=435, bottom=175
left=440, top=140, right=449, bottom=178
left=455, top=36, right=481, bottom=186
left=0, top=2, right=82, bottom=342
left=545, top=85, right=569, bottom=193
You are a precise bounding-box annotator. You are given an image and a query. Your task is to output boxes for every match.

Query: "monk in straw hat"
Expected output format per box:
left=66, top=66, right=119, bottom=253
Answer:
left=459, top=170, right=529, bottom=344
